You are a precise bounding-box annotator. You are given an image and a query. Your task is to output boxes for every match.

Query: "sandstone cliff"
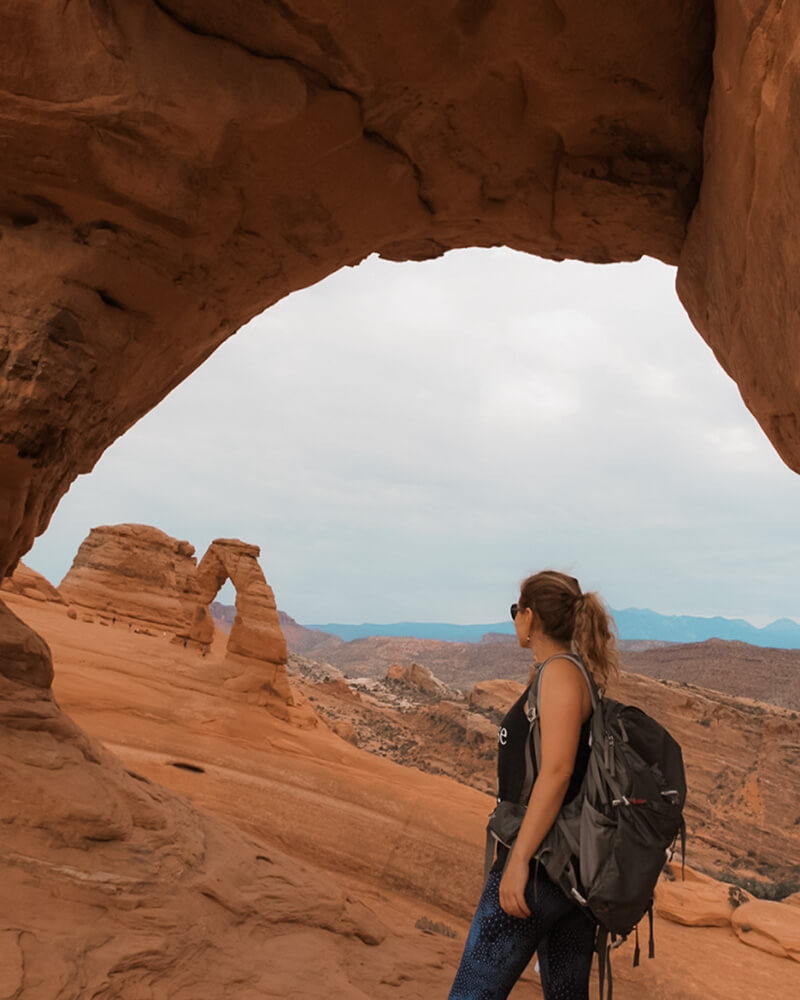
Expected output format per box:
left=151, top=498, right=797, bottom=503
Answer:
left=59, top=524, right=199, bottom=630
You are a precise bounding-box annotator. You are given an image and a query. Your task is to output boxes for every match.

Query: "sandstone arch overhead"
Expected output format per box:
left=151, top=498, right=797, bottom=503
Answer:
left=186, top=539, right=291, bottom=708
left=1, top=0, right=799, bottom=600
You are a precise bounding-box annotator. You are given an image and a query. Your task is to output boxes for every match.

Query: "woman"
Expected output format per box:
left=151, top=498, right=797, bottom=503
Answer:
left=449, top=570, right=619, bottom=1000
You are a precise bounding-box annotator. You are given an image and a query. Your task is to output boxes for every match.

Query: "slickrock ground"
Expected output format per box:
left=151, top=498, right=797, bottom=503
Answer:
left=3, top=590, right=799, bottom=998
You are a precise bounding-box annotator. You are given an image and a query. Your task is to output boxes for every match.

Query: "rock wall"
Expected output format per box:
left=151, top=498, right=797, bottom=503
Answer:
left=0, top=0, right=720, bottom=586
left=59, top=524, right=199, bottom=630
left=678, top=0, right=800, bottom=470
left=1, top=562, right=64, bottom=604
left=187, top=538, right=291, bottom=708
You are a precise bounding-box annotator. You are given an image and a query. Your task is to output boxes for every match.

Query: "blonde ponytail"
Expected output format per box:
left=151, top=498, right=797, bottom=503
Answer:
left=572, top=591, right=619, bottom=694
left=518, top=570, right=620, bottom=694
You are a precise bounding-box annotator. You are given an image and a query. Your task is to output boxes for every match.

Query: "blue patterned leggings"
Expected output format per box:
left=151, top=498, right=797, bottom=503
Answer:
left=449, top=867, right=596, bottom=1000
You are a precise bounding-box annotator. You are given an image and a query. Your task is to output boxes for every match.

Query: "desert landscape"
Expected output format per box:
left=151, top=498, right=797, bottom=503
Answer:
left=3, top=4, right=800, bottom=998
left=2, top=528, right=799, bottom=998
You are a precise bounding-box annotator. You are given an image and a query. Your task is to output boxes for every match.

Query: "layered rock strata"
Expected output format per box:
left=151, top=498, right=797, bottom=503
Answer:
left=1, top=562, right=64, bottom=603
left=678, top=0, right=800, bottom=469
left=0, top=0, right=722, bottom=585
left=59, top=524, right=199, bottom=630
left=187, top=538, right=291, bottom=707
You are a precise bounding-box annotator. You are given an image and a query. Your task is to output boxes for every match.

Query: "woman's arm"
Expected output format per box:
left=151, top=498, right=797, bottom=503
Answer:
left=498, top=657, right=588, bottom=918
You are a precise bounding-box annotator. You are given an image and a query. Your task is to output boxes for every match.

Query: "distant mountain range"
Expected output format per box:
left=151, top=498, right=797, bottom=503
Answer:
left=304, top=607, right=800, bottom=649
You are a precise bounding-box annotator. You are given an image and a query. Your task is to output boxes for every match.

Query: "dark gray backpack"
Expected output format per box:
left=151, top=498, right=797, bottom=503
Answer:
left=488, top=654, right=687, bottom=999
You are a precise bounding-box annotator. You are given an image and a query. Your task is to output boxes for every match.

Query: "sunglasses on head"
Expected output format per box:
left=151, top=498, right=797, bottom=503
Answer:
left=510, top=602, right=519, bottom=620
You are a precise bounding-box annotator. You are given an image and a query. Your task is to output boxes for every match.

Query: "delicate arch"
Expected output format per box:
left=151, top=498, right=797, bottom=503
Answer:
left=185, top=539, right=291, bottom=708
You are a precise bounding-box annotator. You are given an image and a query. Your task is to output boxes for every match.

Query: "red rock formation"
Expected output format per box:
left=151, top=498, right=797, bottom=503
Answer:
left=186, top=538, right=291, bottom=711
left=59, top=524, right=199, bottom=630
left=678, top=1, right=800, bottom=470
left=0, top=599, right=54, bottom=688
left=1, top=562, right=64, bottom=603
left=732, top=900, right=800, bottom=962
left=386, top=661, right=448, bottom=696
left=6, top=594, right=800, bottom=998
left=0, top=2, right=719, bottom=585
left=655, top=865, right=747, bottom=928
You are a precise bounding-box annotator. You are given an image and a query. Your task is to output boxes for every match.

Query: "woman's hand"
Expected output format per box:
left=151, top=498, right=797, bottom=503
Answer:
left=498, top=853, right=531, bottom=919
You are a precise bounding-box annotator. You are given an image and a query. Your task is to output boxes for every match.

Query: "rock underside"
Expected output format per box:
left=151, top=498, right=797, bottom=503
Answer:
left=1, top=0, right=798, bottom=584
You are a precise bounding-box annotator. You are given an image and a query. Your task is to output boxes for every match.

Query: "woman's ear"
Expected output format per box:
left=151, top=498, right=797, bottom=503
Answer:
left=523, top=608, right=537, bottom=645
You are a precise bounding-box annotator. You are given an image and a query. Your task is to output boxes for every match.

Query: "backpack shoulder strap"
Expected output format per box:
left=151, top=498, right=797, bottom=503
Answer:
left=526, top=653, right=599, bottom=773
left=526, top=652, right=599, bottom=722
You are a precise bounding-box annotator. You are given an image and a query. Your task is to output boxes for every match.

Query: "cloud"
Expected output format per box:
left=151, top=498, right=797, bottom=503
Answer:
left=27, top=249, right=800, bottom=626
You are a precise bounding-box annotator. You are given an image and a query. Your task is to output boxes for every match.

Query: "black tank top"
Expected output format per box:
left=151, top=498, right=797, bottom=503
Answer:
left=492, top=676, right=591, bottom=872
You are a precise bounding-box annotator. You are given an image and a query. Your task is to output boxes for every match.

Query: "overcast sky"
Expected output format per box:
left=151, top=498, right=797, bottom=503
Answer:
left=27, top=249, right=800, bottom=626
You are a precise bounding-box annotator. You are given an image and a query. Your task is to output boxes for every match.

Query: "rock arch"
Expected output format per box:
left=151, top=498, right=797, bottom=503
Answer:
left=2, top=0, right=800, bottom=673
left=186, top=539, right=290, bottom=708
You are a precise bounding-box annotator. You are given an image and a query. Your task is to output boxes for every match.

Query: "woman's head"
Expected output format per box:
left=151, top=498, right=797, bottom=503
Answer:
left=514, top=570, right=619, bottom=693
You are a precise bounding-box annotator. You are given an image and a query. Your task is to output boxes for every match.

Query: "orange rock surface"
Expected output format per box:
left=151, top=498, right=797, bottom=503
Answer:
left=59, top=524, right=199, bottom=631
left=732, top=900, right=800, bottom=962
left=386, top=660, right=449, bottom=695
left=0, top=561, right=64, bottom=603
left=678, top=0, right=800, bottom=470
left=655, top=865, right=746, bottom=928
left=3, top=592, right=799, bottom=999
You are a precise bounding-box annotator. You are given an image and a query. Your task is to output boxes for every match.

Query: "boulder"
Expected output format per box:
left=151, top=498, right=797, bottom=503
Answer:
left=655, top=866, right=748, bottom=927
left=426, top=701, right=497, bottom=749
left=330, top=720, right=359, bottom=746
left=732, top=900, right=800, bottom=962
left=386, top=662, right=448, bottom=696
